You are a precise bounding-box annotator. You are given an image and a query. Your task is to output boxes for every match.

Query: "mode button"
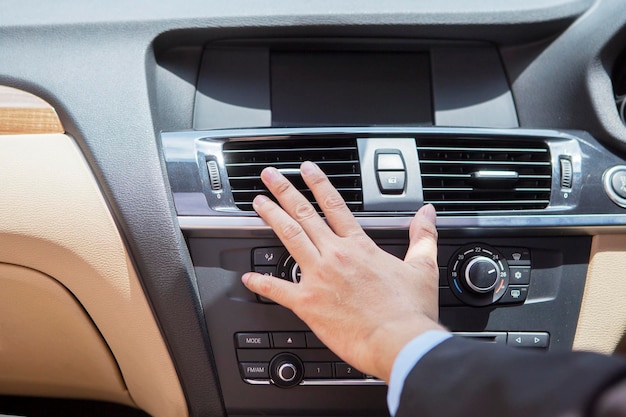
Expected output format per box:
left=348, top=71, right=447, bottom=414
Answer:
left=236, top=332, right=270, bottom=348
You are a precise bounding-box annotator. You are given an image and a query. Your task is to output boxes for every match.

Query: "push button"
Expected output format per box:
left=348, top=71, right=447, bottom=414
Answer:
left=335, top=362, right=364, bottom=379
left=236, top=332, right=270, bottom=348
left=499, top=286, right=529, bottom=304
left=240, top=362, right=269, bottom=379
left=507, top=332, right=549, bottom=348
left=509, top=267, right=530, bottom=285
left=305, top=362, right=333, bottom=379
left=253, top=247, right=283, bottom=266
left=376, top=153, right=405, bottom=171
left=272, top=332, right=306, bottom=348
left=254, top=266, right=277, bottom=277
left=499, top=247, right=531, bottom=266
left=377, top=171, right=406, bottom=194
left=375, top=150, right=406, bottom=195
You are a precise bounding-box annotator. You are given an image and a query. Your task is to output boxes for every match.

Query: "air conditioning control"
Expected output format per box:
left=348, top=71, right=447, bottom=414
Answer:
left=277, top=252, right=301, bottom=283
left=463, top=256, right=501, bottom=293
left=448, top=244, right=510, bottom=306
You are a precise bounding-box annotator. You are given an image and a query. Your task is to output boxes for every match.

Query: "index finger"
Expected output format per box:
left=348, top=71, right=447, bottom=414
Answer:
left=300, top=161, right=364, bottom=238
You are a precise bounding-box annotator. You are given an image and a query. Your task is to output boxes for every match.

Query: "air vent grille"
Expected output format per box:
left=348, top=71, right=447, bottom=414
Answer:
left=223, top=138, right=363, bottom=212
left=417, top=138, right=552, bottom=212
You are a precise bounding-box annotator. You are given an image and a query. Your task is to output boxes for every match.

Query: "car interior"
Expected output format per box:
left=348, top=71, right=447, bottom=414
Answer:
left=3, top=0, right=626, bottom=416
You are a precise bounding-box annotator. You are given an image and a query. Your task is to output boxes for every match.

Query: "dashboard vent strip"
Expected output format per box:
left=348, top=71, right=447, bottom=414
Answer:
left=416, top=138, right=552, bottom=212
left=223, top=138, right=363, bottom=212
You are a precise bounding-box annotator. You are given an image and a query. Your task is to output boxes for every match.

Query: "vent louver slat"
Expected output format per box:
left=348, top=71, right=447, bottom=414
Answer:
left=417, top=138, right=552, bottom=213
left=223, top=138, right=363, bottom=212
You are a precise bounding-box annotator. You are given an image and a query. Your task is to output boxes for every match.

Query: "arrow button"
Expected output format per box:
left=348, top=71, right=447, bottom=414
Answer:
left=507, top=332, right=549, bottom=348
left=271, top=332, right=306, bottom=348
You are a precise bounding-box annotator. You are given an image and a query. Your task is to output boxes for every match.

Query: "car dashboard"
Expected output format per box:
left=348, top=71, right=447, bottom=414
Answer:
left=2, top=0, right=626, bottom=416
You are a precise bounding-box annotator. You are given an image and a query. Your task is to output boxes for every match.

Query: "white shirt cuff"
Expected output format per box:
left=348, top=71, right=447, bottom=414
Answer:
left=386, top=330, right=452, bottom=416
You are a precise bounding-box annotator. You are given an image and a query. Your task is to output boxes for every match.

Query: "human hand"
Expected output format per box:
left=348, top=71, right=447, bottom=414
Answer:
left=241, top=161, right=445, bottom=383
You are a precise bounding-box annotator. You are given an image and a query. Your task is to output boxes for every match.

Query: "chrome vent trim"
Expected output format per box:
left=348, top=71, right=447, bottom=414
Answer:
left=417, top=138, right=552, bottom=212
left=223, top=137, right=363, bottom=212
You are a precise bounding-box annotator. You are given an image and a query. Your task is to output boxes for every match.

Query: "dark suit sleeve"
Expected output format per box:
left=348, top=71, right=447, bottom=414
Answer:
left=395, top=336, right=626, bottom=417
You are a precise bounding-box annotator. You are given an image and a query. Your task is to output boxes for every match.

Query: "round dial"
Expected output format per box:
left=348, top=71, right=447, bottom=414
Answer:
left=269, top=353, right=304, bottom=388
left=463, top=256, right=501, bottom=293
left=277, top=363, right=298, bottom=382
left=276, top=253, right=301, bottom=283
left=448, top=244, right=510, bottom=307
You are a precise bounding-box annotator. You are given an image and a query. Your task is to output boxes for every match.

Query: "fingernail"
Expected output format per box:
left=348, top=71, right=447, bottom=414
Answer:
left=252, top=194, right=270, bottom=208
left=300, top=161, right=317, bottom=175
left=241, top=273, right=251, bottom=285
left=261, top=167, right=280, bottom=183
left=419, top=204, right=437, bottom=224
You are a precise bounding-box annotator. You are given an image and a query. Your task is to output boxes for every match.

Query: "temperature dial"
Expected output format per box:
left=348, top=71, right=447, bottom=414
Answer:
left=448, top=245, right=510, bottom=306
left=464, top=256, right=501, bottom=293
left=276, top=253, right=301, bottom=283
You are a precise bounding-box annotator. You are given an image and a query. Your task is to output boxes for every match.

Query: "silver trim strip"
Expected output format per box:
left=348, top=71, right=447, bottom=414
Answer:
left=244, top=378, right=385, bottom=386
left=472, top=170, right=519, bottom=179
left=224, top=146, right=356, bottom=153
left=417, top=146, right=548, bottom=153
left=243, top=379, right=271, bottom=385
left=227, top=160, right=358, bottom=167
left=422, top=173, right=551, bottom=179
left=300, top=379, right=385, bottom=386
left=277, top=168, right=302, bottom=176
left=180, top=126, right=574, bottom=139
left=424, top=200, right=550, bottom=205
left=178, top=214, right=626, bottom=232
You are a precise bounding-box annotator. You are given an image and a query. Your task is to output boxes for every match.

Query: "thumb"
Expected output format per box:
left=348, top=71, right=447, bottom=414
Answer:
left=404, top=204, right=439, bottom=270
left=242, top=272, right=296, bottom=307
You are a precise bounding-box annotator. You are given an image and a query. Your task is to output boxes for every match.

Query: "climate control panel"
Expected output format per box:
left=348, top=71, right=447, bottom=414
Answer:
left=447, top=244, right=511, bottom=306
left=193, top=235, right=590, bottom=414
left=252, top=243, right=533, bottom=307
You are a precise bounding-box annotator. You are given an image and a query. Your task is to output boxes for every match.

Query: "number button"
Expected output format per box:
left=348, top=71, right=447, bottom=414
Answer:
left=334, top=362, right=364, bottom=379
left=304, top=362, right=333, bottom=379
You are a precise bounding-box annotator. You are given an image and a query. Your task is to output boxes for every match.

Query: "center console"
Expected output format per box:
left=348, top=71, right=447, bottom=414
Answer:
left=159, top=39, right=626, bottom=416
left=163, top=125, right=615, bottom=416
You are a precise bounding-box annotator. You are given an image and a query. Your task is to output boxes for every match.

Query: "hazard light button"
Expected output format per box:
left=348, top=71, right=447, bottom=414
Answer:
left=507, top=332, right=549, bottom=348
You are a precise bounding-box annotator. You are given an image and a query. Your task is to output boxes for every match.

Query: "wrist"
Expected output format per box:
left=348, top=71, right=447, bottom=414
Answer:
left=365, top=317, right=446, bottom=382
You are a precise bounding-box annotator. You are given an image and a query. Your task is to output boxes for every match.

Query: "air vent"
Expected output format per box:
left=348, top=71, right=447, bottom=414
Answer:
left=417, top=138, right=552, bottom=212
left=223, top=138, right=363, bottom=212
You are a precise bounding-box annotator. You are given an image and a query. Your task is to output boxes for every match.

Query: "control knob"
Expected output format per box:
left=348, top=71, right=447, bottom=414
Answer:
left=269, top=353, right=304, bottom=388
left=448, top=244, right=510, bottom=306
left=276, top=253, right=301, bottom=283
left=463, top=256, right=501, bottom=293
